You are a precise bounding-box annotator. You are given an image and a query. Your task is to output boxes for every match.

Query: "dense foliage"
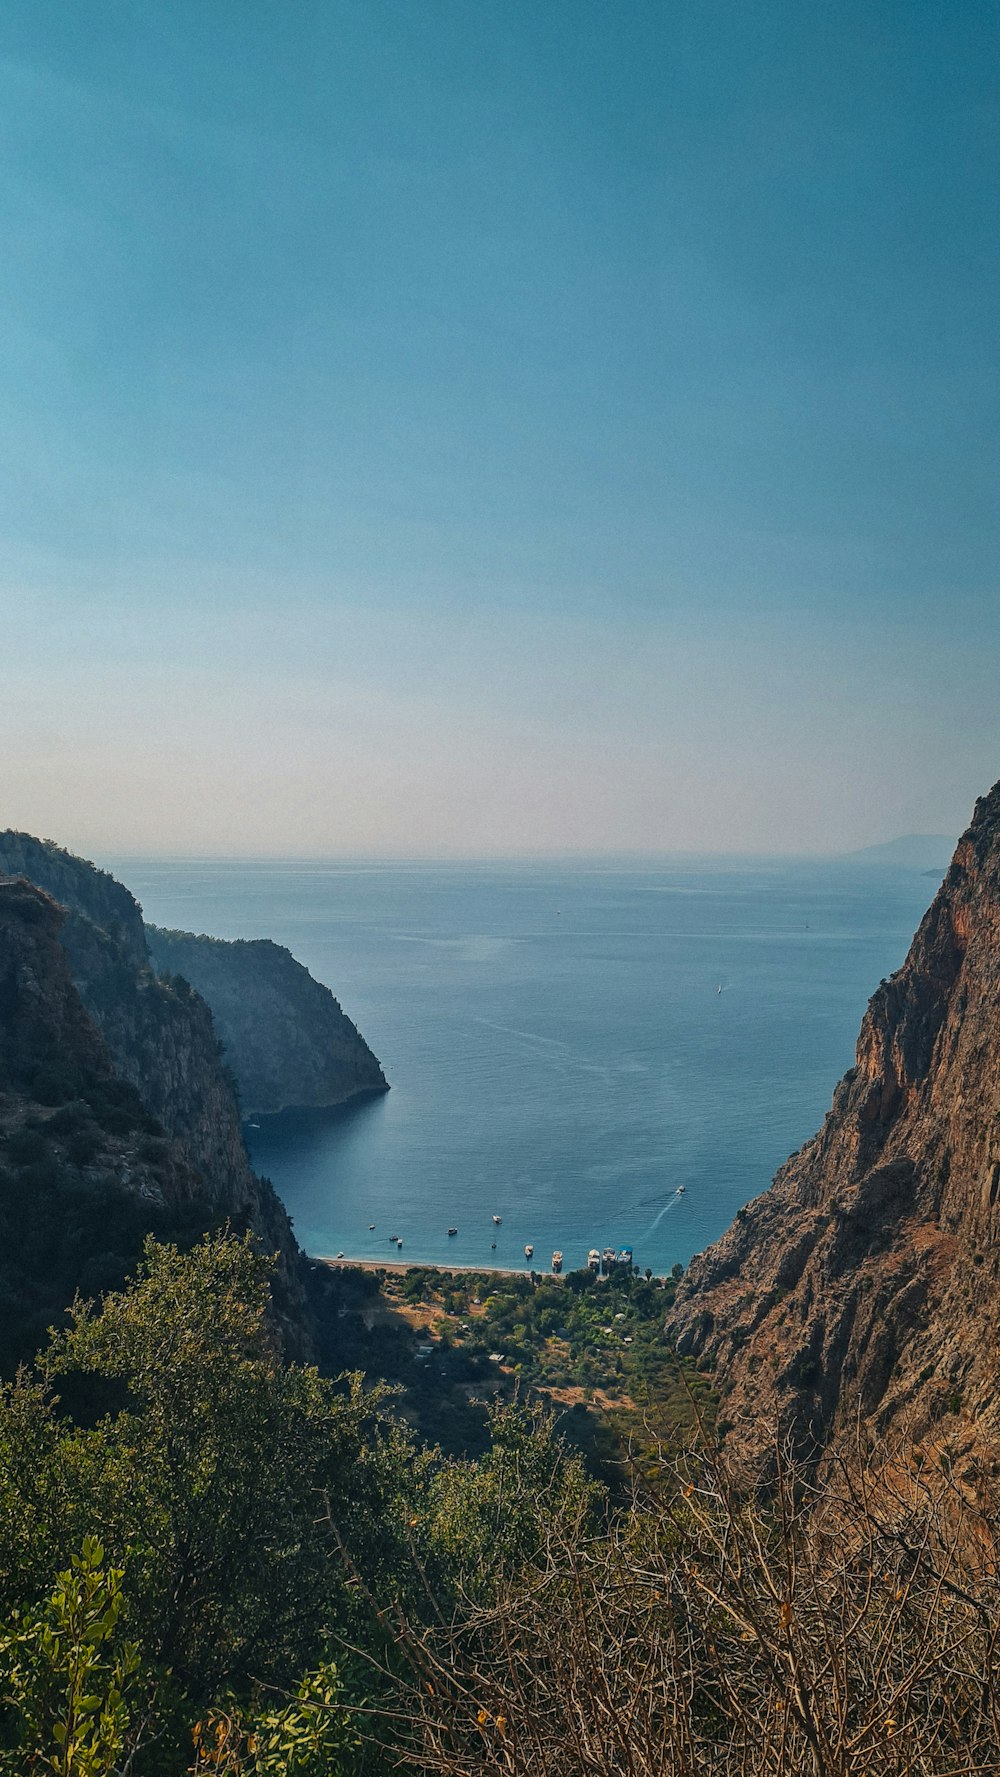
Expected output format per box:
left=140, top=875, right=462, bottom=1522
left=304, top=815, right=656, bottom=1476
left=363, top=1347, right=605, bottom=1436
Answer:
left=0, top=1235, right=593, bottom=1773
left=315, top=1260, right=711, bottom=1477
left=3, top=1236, right=1000, bottom=1775
left=0, top=1080, right=211, bottom=1375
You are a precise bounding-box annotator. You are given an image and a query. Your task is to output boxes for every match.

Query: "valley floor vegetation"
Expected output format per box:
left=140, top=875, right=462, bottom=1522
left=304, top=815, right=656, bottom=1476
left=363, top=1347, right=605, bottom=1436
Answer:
left=313, top=1259, right=712, bottom=1480
left=1, top=1234, right=999, bottom=1775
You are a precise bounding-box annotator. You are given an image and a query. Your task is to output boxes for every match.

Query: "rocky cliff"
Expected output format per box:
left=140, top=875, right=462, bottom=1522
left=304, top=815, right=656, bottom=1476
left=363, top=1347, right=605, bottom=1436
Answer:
left=667, top=781, right=1000, bottom=1477
left=0, top=833, right=147, bottom=968
left=0, top=834, right=310, bottom=1355
left=0, top=876, right=208, bottom=1363
left=145, top=927, right=387, bottom=1116
left=0, top=833, right=263, bottom=1217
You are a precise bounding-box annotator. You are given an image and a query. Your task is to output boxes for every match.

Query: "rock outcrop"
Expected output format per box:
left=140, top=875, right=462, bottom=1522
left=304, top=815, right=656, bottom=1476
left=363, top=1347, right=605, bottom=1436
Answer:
left=145, top=927, right=387, bottom=1116
left=0, top=832, right=147, bottom=967
left=0, top=876, right=207, bottom=1363
left=0, top=834, right=311, bottom=1357
left=667, top=781, right=1000, bottom=1475
left=0, top=833, right=263, bottom=1217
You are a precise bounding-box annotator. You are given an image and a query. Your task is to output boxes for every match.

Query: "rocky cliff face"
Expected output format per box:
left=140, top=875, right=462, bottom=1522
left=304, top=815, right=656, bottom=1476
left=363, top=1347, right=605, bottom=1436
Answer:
left=667, top=782, right=1000, bottom=1476
left=0, top=876, right=207, bottom=1363
left=0, top=833, right=261, bottom=1216
left=145, top=927, right=387, bottom=1116
left=0, top=834, right=310, bottom=1354
left=0, top=833, right=147, bottom=968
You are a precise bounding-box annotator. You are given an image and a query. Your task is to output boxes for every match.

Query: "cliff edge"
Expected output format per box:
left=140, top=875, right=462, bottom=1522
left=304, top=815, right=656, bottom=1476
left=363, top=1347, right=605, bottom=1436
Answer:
left=145, top=927, right=388, bottom=1116
left=0, top=876, right=208, bottom=1361
left=667, top=781, right=1000, bottom=1476
left=0, top=833, right=311, bottom=1355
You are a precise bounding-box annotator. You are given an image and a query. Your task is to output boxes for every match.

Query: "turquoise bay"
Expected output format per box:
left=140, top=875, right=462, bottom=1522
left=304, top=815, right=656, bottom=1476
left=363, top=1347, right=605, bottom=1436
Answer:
left=111, top=858, right=935, bottom=1277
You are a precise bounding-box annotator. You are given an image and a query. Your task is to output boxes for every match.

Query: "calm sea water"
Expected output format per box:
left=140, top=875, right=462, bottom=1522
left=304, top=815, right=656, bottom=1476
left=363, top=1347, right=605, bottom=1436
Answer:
left=109, top=857, right=935, bottom=1277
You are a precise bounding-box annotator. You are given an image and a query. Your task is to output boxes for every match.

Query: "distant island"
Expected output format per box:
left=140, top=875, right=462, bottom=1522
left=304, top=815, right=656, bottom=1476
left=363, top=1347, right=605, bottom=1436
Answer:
left=847, top=832, right=956, bottom=868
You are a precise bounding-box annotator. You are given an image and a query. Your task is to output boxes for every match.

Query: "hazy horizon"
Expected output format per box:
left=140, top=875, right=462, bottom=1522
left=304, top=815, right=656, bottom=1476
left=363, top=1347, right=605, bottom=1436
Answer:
left=96, top=831, right=958, bottom=868
left=2, top=3, right=997, bottom=856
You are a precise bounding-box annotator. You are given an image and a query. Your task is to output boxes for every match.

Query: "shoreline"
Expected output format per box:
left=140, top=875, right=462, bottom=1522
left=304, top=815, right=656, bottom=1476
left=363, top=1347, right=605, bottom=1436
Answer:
left=315, top=1254, right=667, bottom=1281
left=245, top=1081, right=390, bottom=1122
left=316, top=1255, right=536, bottom=1279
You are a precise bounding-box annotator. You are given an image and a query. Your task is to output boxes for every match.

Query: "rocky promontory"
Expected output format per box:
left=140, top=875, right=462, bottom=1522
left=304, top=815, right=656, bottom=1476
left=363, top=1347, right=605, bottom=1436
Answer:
left=0, top=833, right=268, bottom=1221
left=0, top=832, right=392, bottom=1360
left=145, top=927, right=387, bottom=1116
left=667, top=780, right=1000, bottom=1476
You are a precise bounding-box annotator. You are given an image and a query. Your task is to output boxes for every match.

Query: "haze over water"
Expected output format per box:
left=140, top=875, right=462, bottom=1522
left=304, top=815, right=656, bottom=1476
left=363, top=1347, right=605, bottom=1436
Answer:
left=116, top=858, right=935, bottom=1276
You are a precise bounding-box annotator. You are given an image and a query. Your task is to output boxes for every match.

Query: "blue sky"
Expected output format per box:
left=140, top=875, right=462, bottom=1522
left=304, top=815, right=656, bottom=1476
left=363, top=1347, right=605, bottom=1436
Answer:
left=1, top=1, right=997, bottom=854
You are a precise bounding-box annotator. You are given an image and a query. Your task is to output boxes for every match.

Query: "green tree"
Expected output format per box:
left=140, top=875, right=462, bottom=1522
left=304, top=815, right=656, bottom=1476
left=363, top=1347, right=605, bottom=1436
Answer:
left=0, top=1235, right=415, bottom=1704
left=423, top=1399, right=599, bottom=1596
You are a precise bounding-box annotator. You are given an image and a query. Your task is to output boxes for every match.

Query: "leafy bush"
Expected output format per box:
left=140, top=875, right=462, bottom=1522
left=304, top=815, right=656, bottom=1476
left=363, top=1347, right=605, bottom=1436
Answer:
left=0, top=1536, right=142, bottom=1776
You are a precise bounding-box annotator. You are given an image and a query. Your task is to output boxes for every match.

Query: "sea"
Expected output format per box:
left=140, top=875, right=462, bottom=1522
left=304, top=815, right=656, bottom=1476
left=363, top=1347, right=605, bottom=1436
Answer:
left=109, top=857, right=937, bottom=1278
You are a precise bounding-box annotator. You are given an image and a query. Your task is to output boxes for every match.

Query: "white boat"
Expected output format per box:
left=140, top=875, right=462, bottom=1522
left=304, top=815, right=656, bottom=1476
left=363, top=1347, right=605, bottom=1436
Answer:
left=588, top=1248, right=600, bottom=1271
left=551, top=1250, right=563, bottom=1273
left=492, top=1214, right=502, bottom=1225
left=524, top=1244, right=534, bottom=1259
left=677, top=1186, right=686, bottom=1195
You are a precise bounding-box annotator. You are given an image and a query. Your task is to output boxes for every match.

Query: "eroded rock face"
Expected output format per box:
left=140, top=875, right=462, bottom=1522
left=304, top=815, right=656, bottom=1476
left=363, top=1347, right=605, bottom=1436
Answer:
left=0, top=876, right=205, bottom=1364
left=0, top=836, right=311, bottom=1356
left=666, top=782, right=1000, bottom=1474
left=145, top=928, right=388, bottom=1116
left=0, top=834, right=260, bottom=1214
left=0, top=832, right=147, bottom=968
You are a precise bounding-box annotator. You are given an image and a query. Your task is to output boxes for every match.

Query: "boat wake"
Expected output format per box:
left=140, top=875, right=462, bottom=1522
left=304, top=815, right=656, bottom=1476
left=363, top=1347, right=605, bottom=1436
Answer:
left=646, top=1189, right=686, bottom=1233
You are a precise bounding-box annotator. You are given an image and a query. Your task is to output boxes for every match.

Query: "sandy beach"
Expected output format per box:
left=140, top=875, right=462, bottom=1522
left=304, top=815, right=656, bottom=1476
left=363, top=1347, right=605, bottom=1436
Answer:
left=316, top=1255, right=537, bottom=1279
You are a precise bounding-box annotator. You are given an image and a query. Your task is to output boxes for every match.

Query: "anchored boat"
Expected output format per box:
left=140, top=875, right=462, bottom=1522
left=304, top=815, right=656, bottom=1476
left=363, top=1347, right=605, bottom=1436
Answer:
left=551, top=1250, right=563, bottom=1273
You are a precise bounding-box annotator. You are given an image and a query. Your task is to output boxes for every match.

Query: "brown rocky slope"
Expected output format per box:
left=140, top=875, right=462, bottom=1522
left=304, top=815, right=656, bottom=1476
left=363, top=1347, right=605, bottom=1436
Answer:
left=667, top=781, right=1000, bottom=1475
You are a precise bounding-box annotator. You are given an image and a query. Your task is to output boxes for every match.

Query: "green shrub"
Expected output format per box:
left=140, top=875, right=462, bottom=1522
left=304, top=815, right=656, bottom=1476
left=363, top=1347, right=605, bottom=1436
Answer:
left=0, top=1536, right=142, bottom=1776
